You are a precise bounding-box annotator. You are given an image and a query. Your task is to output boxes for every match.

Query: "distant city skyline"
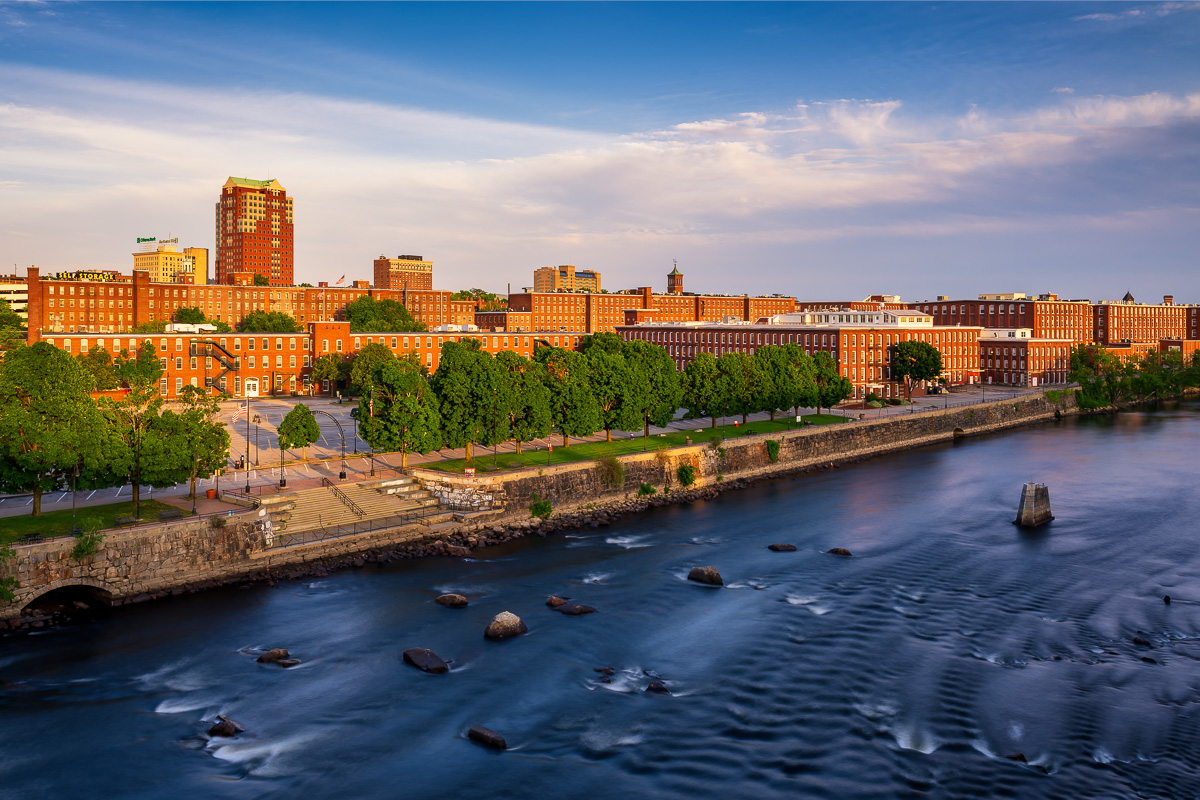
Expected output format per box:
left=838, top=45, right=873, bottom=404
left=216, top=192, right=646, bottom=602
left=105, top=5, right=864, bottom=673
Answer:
left=1, top=2, right=1197, bottom=301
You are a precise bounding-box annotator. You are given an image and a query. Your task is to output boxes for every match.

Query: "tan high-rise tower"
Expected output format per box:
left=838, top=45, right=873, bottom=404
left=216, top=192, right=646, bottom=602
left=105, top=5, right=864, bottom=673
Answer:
left=215, top=177, right=293, bottom=286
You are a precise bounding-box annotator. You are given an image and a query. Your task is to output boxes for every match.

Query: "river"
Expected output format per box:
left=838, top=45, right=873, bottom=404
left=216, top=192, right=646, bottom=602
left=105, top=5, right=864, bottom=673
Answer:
left=2, top=403, right=1198, bottom=799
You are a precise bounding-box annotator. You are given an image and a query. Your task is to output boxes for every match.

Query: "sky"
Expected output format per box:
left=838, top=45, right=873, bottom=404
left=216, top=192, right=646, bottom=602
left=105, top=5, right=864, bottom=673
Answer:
left=1, top=1, right=1198, bottom=303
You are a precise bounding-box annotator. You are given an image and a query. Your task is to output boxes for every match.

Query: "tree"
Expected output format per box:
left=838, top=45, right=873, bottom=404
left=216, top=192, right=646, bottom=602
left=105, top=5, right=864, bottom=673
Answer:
left=586, top=348, right=640, bottom=442
left=623, top=339, right=681, bottom=440
left=0, top=298, right=24, bottom=330
left=77, top=345, right=120, bottom=391
left=717, top=351, right=766, bottom=424
left=813, top=351, right=853, bottom=414
left=495, top=351, right=551, bottom=454
left=299, top=282, right=314, bottom=288
left=682, top=352, right=729, bottom=428
left=131, top=319, right=168, bottom=334
left=579, top=331, right=625, bottom=356
left=536, top=346, right=600, bottom=447
left=0, top=342, right=110, bottom=516
left=364, top=358, right=442, bottom=468
left=892, top=340, right=943, bottom=400
left=778, top=344, right=818, bottom=419
left=174, top=306, right=232, bottom=333
left=253, top=273, right=269, bottom=286
left=100, top=342, right=174, bottom=519
left=430, top=339, right=490, bottom=461
left=345, top=295, right=426, bottom=333
left=278, top=403, right=321, bottom=462
left=238, top=310, right=302, bottom=333
left=311, top=352, right=348, bottom=390
left=450, top=289, right=505, bottom=311
left=176, top=385, right=230, bottom=499
left=347, top=342, right=395, bottom=396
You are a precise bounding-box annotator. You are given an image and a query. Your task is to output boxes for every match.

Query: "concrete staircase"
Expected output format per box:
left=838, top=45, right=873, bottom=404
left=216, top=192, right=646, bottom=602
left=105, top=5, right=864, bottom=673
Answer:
left=282, top=477, right=438, bottom=533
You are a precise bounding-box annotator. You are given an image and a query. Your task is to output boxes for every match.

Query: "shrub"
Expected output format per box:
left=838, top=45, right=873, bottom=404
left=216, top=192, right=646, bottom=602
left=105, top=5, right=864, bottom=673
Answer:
left=71, top=527, right=105, bottom=561
left=716, top=473, right=724, bottom=482
left=0, top=543, right=18, bottom=602
left=676, top=464, right=696, bottom=487
left=886, top=398, right=904, bottom=406
left=765, top=439, right=780, bottom=463
left=596, top=455, right=625, bottom=490
left=638, top=483, right=657, bottom=497
left=210, top=515, right=227, bottom=529
left=1044, top=389, right=1062, bottom=403
left=529, top=493, right=552, bottom=519
left=865, top=392, right=881, bottom=404
left=866, top=400, right=885, bottom=409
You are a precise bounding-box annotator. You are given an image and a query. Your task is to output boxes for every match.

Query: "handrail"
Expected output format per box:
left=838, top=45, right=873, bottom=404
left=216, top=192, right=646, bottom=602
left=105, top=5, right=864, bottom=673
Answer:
left=322, top=477, right=364, bottom=518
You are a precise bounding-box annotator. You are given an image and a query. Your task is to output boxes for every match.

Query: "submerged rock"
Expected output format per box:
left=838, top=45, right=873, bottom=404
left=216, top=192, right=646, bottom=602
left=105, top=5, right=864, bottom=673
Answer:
left=435, top=594, right=469, bottom=608
left=827, top=548, right=853, bottom=557
left=484, top=611, right=528, bottom=640
left=256, top=648, right=290, bottom=664
left=468, top=725, right=507, bottom=750
left=555, top=603, right=596, bottom=616
left=208, top=715, right=245, bottom=738
left=1133, top=636, right=1152, bottom=647
left=767, top=543, right=797, bottom=552
left=645, top=681, right=671, bottom=695
left=1164, top=595, right=1172, bottom=605
left=687, top=566, right=723, bottom=586
left=594, top=667, right=615, bottom=676
left=1003, top=753, right=1027, bottom=763
left=277, top=659, right=301, bottom=668
left=403, top=647, right=450, bottom=673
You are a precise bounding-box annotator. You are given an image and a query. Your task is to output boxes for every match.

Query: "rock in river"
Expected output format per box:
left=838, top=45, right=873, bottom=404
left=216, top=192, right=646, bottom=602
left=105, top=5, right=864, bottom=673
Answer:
left=645, top=681, right=671, bottom=695
left=827, top=548, right=853, bottom=557
left=468, top=725, right=507, bottom=750
left=435, top=594, right=469, bottom=608
left=484, top=611, right=528, bottom=640
left=256, top=648, right=290, bottom=664
left=208, top=715, right=245, bottom=738
left=687, top=566, right=723, bottom=586
left=545, top=595, right=569, bottom=608
left=555, top=603, right=596, bottom=616
left=403, top=647, right=450, bottom=673
left=767, top=543, right=797, bottom=552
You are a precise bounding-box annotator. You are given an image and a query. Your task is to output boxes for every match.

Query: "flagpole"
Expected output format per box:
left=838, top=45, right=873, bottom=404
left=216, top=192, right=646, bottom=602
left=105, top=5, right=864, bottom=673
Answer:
left=244, top=396, right=251, bottom=493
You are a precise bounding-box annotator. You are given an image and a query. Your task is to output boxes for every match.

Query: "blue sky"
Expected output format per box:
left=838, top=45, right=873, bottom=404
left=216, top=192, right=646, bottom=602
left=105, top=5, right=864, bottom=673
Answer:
left=2, top=2, right=1198, bottom=302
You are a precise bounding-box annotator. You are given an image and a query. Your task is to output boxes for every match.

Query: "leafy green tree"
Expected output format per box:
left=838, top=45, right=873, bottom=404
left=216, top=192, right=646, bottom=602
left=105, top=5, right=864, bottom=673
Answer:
left=347, top=342, right=395, bottom=396
left=587, top=348, right=640, bottom=442
left=77, top=345, right=120, bottom=391
left=579, top=331, right=625, bottom=356
left=345, top=295, right=426, bottom=333
left=278, top=402, right=321, bottom=462
left=813, top=351, right=853, bottom=413
left=100, top=342, right=173, bottom=519
left=450, top=289, right=505, bottom=310
left=717, top=351, right=766, bottom=424
left=310, top=352, right=347, bottom=390
left=0, top=298, right=24, bottom=330
left=536, top=347, right=600, bottom=447
left=238, top=310, right=302, bottom=333
left=892, top=340, right=943, bottom=400
left=253, top=273, right=270, bottom=286
left=431, top=339, right=489, bottom=461
left=174, top=306, right=232, bottom=332
left=495, top=351, right=551, bottom=454
left=1069, top=344, right=1124, bottom=408
left=779, top=344, right=818, bottom=418
left=176, top=385, right=230, bottom=499
left=130, top=319, right=168, bottom=334
left=623, top=339, right=681, bottom=439
left=0, top=342, right=110, bottom=516
left=299, top=282, right=314, bottom=288
left=683, top=352, right=729, bottom=428
left=365, top=358, right=442, bottom=469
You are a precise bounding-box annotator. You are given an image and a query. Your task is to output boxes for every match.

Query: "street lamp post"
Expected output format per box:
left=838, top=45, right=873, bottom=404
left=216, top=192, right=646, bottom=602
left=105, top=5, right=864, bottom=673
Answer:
left=279, top=439, right=286, bottom=488
left=253, top=414, right=262, bottom=465
left=244, top=395, right=251, bottom=494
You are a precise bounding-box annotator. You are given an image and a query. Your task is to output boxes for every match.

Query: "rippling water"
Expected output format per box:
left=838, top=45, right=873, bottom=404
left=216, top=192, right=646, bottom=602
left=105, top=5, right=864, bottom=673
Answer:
left=3, top=404, right=1199, bottom=799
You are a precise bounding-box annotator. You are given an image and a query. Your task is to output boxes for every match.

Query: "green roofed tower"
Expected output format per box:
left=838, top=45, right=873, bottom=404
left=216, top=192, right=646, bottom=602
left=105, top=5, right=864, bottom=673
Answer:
left=215, top=177, right=294, bottom=286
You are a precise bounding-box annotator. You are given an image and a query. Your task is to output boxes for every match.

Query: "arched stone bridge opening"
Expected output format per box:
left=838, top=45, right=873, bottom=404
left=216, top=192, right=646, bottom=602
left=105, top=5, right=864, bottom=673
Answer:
left=20, top=578, right=116, bottom=620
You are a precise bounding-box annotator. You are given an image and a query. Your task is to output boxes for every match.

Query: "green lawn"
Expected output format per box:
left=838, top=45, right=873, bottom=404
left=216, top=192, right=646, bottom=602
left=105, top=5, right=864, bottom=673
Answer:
left=0, top=499, right=192, bottom=544
left=423, top=413, right=852, bottom=473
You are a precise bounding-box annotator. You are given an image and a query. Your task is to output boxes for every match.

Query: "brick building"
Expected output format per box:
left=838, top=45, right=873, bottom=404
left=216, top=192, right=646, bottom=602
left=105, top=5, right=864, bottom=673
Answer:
left=978, top=329, right=1074, bottom=387
left=215, top=177, right=294, bottom=286
left=532, top=265, right=601, bottom=294
left=1092, top=293, right=1198, bottom=345
left=374, top=255, right=433, bottom=291
left=914, top=293, right=1094, bottom=344
left=618, top=308, right=980, bottom=400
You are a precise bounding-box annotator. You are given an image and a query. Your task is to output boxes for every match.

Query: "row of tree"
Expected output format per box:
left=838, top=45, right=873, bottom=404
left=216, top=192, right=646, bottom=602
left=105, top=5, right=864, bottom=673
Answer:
left=0, top=341, right=229, bottom=518
left=353, top=332, right=856, bottom=468
left=1069, top=345, right=1200, bottom=408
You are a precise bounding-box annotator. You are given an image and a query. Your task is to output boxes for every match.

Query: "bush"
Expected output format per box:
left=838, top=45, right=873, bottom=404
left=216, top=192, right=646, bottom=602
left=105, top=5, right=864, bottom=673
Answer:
left=71, top=527, right=105, bottom=561
left=1044, top=389, right=1062, bottom=403
left=765, top=439, right=780, bottom=463
left=866, top=400, right=885, bottom=409
left=865, top=392, right=881, bottom=404
left=638, top=483, right=657, bottom=496
left=676, top=464, right=696, bottom=487
left=529, top=493, right=552, bottom=519
left=886, top=398, right=904, bottom=406
left=596, top=455, right=625, bottom=490
left=210, top=515, right=227, bottom=529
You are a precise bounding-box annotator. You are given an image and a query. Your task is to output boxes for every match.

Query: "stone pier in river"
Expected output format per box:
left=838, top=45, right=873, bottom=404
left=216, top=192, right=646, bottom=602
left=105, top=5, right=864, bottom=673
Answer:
left=1014, top=482, right=1053, bottom=527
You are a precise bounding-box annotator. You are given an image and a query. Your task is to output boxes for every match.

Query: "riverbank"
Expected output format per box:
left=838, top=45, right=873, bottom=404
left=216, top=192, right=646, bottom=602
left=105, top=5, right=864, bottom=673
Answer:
left=0, top=391, right=1078, bottom=629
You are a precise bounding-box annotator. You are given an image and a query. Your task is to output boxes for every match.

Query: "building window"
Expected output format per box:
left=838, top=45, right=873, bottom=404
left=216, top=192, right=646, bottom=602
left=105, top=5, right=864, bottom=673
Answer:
left=336, top=339, right=343, bottom=352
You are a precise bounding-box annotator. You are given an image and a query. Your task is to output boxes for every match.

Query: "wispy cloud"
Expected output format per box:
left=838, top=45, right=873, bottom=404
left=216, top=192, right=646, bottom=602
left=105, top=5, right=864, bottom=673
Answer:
left=1076, top=1, right=1200, bottom=22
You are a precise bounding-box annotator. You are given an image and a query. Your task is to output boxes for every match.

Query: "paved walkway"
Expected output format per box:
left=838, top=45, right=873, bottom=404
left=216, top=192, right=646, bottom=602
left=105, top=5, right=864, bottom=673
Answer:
left=0, top=384, right=1058, bottom=519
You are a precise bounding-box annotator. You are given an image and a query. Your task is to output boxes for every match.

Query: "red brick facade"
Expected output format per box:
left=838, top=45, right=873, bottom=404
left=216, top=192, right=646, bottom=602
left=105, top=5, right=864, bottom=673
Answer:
left=215, top=178, right=294, bottom=287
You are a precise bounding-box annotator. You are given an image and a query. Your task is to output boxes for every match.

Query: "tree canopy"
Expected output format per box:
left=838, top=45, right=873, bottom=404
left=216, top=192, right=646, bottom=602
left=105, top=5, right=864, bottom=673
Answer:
left=345, top=295, right=426, bottom=333
left=238, top=310, right=302, bottom=332
left=253, top=274, right=269, bottom=286
left=174, top=306, right=233, bottom=332
left=348, top=342, right=396, bottom=396
left=77, top=345, right=120, bottom=391
left=537, top=346, right=601, bottom=447
left=892, top=340, right=943, bottom=399
left=364, top=358, right=443, bottom=468
left=278, top=403, right=321, bottom=461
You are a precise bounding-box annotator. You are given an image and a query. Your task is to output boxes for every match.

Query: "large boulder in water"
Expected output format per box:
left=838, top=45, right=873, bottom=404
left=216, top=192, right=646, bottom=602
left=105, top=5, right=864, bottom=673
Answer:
left=403, top=647, right=450, bottom=673
left=545, top=595, right=569, bottom=608
left=484, top=611, right=528, bottom=640
left=468, top=725, right=507, bottom=750
left=256, top=648, right=290, bottom=664
left=435, top=594, right=469, bottom=608
left=688, top=566, right=723, bottom=586
left=208, top=715, right=245, bottom=737
left=767, top=543, right=797, bottom=552
left=827, top=548, right=853, bottom=557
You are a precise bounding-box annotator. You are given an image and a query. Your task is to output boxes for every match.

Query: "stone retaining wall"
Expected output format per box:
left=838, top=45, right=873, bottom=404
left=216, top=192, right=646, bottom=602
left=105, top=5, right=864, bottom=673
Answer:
left=1, top=392, right=1076, bottom=624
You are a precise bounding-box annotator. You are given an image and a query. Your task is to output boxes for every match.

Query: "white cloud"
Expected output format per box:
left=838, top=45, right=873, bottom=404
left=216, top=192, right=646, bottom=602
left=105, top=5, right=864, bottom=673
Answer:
left=1052, top=87, right=1075, bottom=94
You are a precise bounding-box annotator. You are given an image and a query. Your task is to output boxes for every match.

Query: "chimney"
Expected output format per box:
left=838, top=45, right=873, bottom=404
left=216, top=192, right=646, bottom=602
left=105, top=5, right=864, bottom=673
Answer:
left=1164, top=295, right=1174, bottom=306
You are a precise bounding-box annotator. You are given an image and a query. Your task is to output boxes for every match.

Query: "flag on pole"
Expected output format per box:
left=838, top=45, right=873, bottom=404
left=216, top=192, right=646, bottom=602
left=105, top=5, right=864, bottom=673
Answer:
left=335, top=275, right=345, bottom=285
left=231, top=401, right=248, bottom=423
